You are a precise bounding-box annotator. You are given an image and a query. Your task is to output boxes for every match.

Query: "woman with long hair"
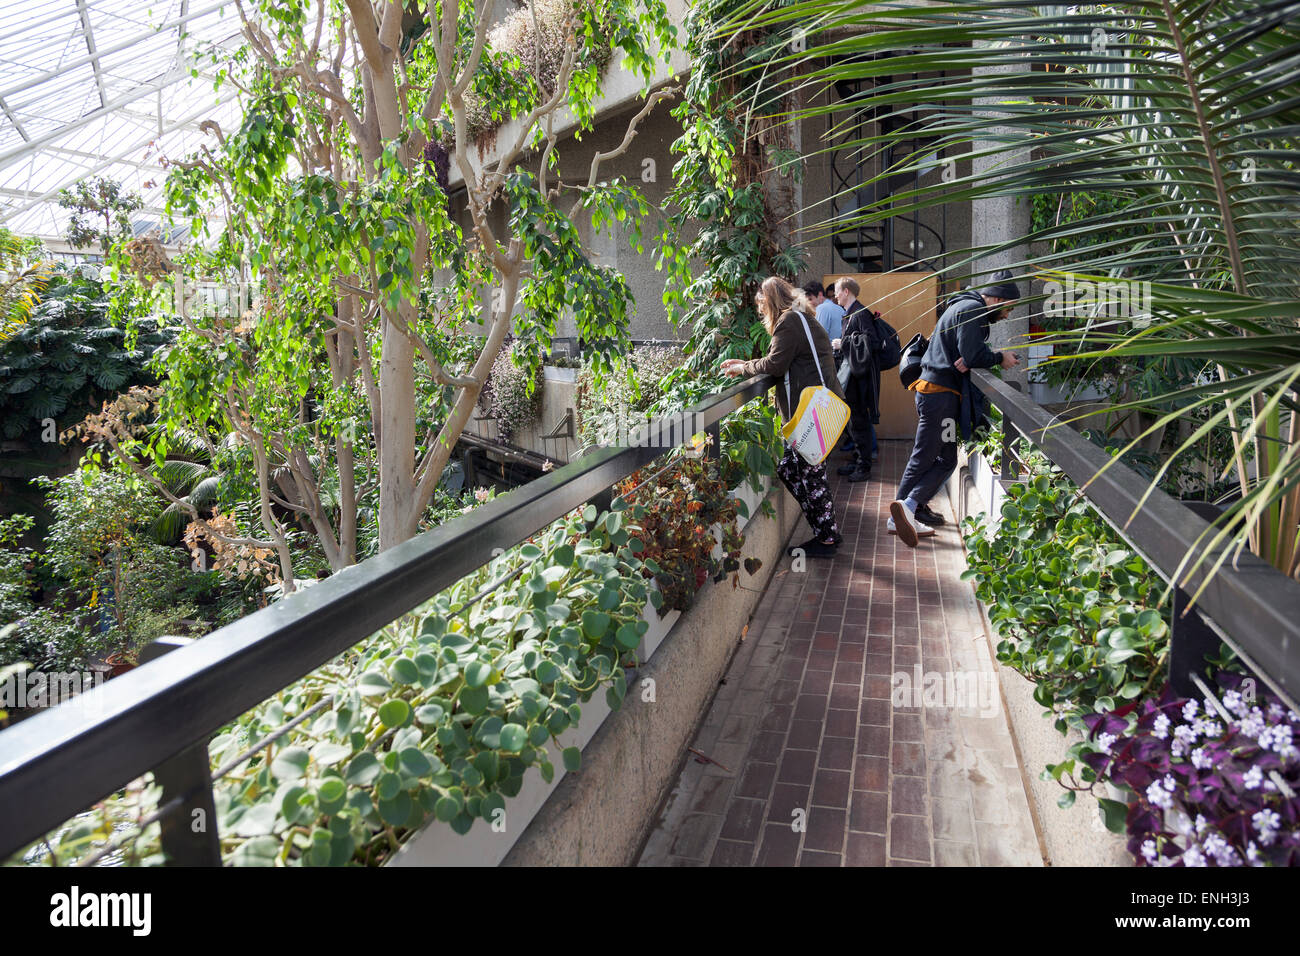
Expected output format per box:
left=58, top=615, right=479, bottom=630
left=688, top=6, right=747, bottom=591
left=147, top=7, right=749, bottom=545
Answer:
left=721, top=276, right=845, bottom=558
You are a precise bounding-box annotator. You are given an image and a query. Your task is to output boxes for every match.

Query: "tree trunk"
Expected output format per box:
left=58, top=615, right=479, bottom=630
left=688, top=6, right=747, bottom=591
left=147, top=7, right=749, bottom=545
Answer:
left=378, top=309, right=418, bottom=550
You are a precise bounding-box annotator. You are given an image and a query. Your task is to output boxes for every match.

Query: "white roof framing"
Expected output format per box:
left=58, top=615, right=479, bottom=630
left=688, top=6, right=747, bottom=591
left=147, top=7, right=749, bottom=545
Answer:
left=0, top=0, right=247, bottom=240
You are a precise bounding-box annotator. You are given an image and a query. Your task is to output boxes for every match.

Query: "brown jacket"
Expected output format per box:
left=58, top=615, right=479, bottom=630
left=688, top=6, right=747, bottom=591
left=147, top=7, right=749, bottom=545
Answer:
left=741, top=309, right=846, bottom=422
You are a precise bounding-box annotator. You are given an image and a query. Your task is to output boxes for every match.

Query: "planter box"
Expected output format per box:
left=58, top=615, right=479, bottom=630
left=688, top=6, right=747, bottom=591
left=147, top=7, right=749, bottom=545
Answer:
left=543, top=365, right=578, bottom=384
left=389, top=473, right=791, bottom=866
left=945, top=450, right=1131, bottom=867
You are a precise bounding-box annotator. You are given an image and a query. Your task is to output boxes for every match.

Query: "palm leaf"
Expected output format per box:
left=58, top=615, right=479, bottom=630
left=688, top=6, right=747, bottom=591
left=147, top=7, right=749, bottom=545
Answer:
left=717, top=0, right=1300, bottom=587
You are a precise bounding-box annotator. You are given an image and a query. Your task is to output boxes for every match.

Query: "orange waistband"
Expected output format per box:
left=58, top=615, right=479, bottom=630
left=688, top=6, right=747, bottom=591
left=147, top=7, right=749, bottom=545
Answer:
left=910, top=379, right=962, bottom=398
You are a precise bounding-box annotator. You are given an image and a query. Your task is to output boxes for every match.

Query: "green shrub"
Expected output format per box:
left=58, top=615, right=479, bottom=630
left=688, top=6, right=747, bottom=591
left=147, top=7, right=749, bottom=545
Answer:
left=21, top=502, right=657, bottom=866
left=961, top=454, right=1170, bottom=737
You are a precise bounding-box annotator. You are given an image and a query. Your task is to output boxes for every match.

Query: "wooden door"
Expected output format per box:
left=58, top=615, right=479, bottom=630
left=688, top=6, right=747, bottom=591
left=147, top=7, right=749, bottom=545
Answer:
left=824, top=271, right=939, bottom=440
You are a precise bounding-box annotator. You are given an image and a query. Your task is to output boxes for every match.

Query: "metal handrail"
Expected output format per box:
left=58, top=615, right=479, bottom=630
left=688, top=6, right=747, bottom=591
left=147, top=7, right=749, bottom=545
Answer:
left=973, top=368, right=1300, bottom=711
left=0, top=374, right=777, bottom=862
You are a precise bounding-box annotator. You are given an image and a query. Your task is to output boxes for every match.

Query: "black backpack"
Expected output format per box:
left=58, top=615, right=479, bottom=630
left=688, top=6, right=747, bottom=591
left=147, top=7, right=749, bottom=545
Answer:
left=871, top=312, right=902, bottom=371
left=899, top=333, right=928, bottom=389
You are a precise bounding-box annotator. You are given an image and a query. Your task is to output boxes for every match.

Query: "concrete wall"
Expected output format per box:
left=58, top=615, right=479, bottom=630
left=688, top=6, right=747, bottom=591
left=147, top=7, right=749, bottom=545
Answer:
left=501, top=480, right=800, bottom=865
left=469, top=365, right=582, bottom=463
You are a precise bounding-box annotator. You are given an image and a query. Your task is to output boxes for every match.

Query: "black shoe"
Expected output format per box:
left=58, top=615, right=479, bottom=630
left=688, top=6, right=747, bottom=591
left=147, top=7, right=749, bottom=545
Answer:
left=787, top=537, right=838, bottom=559
left=837, top=463, right=857, bottom=476
left=914, top=504, right=945, bottom=527
left=846, top=468, right=871, bottom=483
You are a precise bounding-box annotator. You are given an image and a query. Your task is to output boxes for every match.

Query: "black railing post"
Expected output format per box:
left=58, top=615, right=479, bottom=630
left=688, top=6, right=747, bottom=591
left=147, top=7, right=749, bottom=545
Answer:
left=139, top=637, right=222, bottom=867
left=704, top=420, right=721, bottom=462
left=1169, top=590, right=1224, bottom=700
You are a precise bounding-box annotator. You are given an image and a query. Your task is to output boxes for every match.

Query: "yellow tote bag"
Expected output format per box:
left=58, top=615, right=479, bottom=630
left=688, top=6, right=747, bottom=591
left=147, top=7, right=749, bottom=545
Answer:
left=780, top=312, right=850, bottom=466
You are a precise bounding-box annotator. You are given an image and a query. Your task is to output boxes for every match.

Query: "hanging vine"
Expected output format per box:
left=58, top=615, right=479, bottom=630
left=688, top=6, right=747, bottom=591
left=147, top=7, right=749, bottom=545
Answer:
left=655, top=0, right=807, bottom=377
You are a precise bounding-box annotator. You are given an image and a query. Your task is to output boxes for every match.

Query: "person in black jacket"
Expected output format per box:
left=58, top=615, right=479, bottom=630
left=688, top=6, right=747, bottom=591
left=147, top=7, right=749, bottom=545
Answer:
left=889, top=271, right=1021, bottom=548
left=832, top=277, right=879, bottom=482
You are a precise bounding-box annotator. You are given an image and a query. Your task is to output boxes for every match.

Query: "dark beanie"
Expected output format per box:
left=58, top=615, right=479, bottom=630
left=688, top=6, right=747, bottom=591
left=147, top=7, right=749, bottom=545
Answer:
left=980, top=269, right=1021, bottom=301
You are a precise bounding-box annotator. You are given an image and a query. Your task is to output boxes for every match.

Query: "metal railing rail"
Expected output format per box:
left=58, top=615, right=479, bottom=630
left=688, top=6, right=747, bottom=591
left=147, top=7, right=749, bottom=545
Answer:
left=0, top=374, right=776, bottom=863
left=974, top=368, right=1300, bottom=711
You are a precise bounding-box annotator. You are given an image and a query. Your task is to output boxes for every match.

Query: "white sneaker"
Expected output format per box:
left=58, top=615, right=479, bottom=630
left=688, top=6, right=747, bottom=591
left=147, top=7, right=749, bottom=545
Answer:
left=888, top=500, right=932, bottom=547
left=887, top=517, right=936, bottom=538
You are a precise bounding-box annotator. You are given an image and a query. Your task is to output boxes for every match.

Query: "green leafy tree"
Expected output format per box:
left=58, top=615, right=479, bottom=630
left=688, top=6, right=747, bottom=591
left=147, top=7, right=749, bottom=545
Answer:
left=56, top=177, right=144, bottom=256
left=105, top=0, right=678, bottom=586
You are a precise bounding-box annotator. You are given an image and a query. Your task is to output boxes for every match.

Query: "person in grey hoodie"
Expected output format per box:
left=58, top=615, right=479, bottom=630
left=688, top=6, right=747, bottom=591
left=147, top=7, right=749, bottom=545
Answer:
left=889, top=270, right=1021, bottom=547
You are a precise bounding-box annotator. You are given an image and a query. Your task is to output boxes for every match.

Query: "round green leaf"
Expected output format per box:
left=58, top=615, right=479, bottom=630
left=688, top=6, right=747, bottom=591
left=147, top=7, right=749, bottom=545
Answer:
left=499, top=723, right=527, bottom=753
left=378, top=698, right=412, bottom=728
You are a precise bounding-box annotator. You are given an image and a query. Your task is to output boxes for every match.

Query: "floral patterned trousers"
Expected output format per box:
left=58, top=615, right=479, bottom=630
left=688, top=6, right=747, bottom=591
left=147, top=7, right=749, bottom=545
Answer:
left=777, top=446, right=841, bottom=544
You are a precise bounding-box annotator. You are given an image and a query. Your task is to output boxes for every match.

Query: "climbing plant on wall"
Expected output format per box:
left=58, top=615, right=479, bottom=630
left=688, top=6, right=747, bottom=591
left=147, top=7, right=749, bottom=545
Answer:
left=655, top=0, right=807, bottom=376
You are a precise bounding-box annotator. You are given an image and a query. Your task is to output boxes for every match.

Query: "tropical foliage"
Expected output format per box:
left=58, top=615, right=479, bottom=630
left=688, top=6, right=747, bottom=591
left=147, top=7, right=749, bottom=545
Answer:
left=0, top=228, right=53, bottom=342
left=94, top=0, right=678, bottom=589
left=717, top=0, right=1300, bottom=592
left=0, top=275, right=169, bottom=442
left=16, top=499, right=676, bottom=865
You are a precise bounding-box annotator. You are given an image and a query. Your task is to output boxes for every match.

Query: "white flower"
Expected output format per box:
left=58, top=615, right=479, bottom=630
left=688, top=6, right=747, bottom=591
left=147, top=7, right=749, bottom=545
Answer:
left=1183, top=845, right=1207, bottom=867
left=1153, top=714, right=1171, bottom=739
left=1260, top=724, right=1294, bottom=755
left=1140, top=839, right=1159, bottom=863
left=1222, top=690, right=1245, bottom=717
left=1195, top=813, right=1208, bottom=836
left=1191, top=747, right=1213, bottom=770
left=1147, top=780, right=1174, bottom=809
left=1242, top=766, right=1263, bottom=790
left=1240, top=709, right=1267, bottom=739
left=1204, top=832, right=1238, bottom=867
left=1097, top=732, right=1117, bottom=754
left=1193, top=718, right=1223, bottom=739
left=1172, top=725, right=1196, bottom=757
left=474, top=487, right=491, bottom=504
left=1268, top=702, right=1285, bottom=721
left=1252, top=809, right=1281, bottom=846
left=1162, top=774, right=1176, bottom=791
left=1247, top=841, right=1262, bottom=865
left=1183, top=700, right=1200, bottom=722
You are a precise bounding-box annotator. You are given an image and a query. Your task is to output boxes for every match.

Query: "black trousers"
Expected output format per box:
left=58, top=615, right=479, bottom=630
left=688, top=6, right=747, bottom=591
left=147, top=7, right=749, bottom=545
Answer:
left=895, top=389, right=960, bottom=507
left=842, top=372, right=875, bottom=471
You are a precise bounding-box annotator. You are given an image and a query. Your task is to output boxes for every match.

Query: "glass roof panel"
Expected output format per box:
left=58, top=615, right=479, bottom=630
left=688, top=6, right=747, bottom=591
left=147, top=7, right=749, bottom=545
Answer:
left=0, top=0, right=250, bottom=241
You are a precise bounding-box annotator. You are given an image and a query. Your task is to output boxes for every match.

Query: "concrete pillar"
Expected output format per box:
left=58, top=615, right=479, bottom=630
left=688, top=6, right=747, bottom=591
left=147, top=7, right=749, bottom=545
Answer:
left=970, top=45, right=1033, bottom=392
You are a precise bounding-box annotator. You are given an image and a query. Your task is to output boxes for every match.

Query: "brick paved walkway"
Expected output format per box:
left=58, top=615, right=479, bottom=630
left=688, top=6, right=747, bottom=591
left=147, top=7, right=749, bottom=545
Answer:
left=635, top=441, right=1044, bottom=867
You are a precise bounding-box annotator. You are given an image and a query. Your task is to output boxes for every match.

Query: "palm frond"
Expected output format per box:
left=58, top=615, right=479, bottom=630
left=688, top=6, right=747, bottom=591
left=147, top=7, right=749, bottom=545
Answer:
left=717, top=0, right=1300, bottom=584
